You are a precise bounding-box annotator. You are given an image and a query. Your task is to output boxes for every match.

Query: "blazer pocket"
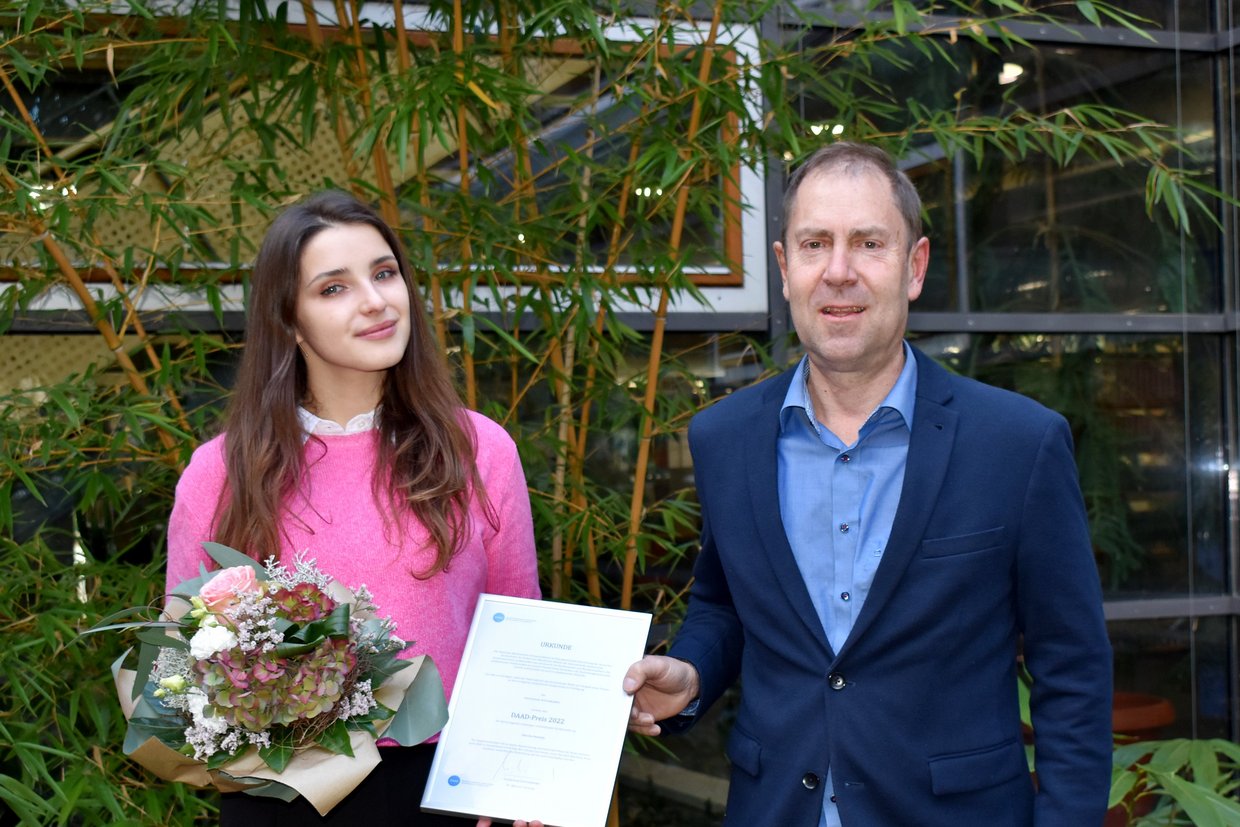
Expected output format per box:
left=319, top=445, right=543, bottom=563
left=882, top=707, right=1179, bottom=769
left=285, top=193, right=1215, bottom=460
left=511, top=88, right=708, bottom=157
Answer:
left=928, top=738, right=1027, bottom=795
left=726, top=724, right=761, bottom=777
left=921, top=526, right=1005, bottom=559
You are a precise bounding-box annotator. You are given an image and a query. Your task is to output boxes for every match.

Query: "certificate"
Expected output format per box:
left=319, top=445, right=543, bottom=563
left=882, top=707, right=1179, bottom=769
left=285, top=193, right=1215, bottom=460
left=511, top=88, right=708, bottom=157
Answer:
left=421, top=594, right=651, bottom=827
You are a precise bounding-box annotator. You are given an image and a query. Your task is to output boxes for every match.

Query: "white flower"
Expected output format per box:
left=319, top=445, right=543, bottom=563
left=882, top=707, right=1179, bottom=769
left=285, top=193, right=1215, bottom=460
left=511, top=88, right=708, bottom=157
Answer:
left=185, top=689, right=228, bottom=734
left=189, top=624, right=239, bottom=659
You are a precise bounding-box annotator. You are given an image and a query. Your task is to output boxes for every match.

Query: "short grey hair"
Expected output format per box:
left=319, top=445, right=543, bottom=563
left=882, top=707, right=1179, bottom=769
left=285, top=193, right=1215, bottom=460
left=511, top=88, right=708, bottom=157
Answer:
left=781, top=141, right=923, bottom=248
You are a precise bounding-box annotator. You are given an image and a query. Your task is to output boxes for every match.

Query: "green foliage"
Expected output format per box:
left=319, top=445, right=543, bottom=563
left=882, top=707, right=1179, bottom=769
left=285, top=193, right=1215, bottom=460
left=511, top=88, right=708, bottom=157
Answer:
left=0, top=538, right=215, bottom=824
left=1111, top=739, right=1240, bottom=827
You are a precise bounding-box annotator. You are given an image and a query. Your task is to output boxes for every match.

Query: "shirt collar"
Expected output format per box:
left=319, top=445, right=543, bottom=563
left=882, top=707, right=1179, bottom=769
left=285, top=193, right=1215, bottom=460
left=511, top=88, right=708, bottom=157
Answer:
left=296, top=406, right=378, bottom=436
left=780, top=341, right=918, bottom=434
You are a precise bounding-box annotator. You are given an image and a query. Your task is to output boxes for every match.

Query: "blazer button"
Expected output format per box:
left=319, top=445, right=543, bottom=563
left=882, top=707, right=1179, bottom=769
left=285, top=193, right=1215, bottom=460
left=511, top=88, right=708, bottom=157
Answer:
left=828, top=672, right=846, bottom=690
left=802, top=772, right=820, bottom=790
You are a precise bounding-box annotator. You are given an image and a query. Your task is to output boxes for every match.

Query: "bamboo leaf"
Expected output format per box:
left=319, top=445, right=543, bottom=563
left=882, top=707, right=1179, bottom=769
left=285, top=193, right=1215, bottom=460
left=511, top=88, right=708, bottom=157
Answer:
left=1075, top=0, right=1100, bottom=25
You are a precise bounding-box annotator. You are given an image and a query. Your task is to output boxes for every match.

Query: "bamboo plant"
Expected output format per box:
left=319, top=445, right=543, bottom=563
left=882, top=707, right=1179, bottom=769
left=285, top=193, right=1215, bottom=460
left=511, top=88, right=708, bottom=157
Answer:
left=0, top=0, right=1225, bottom=823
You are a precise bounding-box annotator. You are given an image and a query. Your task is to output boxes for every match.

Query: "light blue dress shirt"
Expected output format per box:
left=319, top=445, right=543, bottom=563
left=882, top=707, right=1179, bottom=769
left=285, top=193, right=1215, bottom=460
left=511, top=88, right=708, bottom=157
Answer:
left=776, top=343, right=917, bottom=827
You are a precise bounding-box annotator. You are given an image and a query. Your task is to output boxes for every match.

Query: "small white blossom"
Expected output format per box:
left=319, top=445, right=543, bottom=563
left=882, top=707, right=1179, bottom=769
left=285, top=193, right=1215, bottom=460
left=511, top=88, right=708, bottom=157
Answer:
left=186, top=689, right=227, bottom=732
left=189, top=624, right=238, bottom=659
left=227, top=589, right=283, bottom=653
left=263, top=551, right=332, bottom=590
left=338, top=680, right=377, bottom=719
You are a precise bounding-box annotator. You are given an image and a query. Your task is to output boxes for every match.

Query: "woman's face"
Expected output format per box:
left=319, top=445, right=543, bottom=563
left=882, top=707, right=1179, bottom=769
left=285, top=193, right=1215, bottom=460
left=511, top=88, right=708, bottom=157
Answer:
left=294, top=222, right=412, bottom=396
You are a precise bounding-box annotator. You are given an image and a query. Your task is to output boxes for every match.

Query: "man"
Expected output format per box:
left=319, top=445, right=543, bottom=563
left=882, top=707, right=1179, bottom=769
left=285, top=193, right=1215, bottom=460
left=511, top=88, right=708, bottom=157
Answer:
left=622, top=142, right=1112, bottom=826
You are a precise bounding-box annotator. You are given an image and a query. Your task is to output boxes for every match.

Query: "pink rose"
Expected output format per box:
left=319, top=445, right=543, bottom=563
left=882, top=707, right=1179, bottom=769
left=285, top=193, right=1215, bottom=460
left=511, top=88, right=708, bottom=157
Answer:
left=199, top=566, right=260, bottom=612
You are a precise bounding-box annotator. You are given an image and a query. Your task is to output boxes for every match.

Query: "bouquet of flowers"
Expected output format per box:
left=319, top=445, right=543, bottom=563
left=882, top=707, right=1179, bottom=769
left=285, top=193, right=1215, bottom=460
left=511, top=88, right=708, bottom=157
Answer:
left=86, top=542, right=447, bottom=815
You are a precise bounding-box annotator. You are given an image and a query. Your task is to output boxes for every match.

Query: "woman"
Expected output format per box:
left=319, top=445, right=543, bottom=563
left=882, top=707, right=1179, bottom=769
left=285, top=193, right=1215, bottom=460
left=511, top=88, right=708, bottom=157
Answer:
left=167, top=191, right=542, bottom=825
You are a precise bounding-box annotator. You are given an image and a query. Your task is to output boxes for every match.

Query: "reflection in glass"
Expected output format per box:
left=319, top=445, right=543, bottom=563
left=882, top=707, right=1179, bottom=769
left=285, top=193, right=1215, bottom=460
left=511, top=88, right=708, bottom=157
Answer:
left=797, top=31, right=1220, bottom=312
left=1109, top=616, right=1231, bottom=740
left=956, top=47, right=1217, bottom=313
left=915, top=333, right=1227, bottom=598
left=422, top=53, right=739, bottom=274
left=1052, top=1, right=1213, bottom=32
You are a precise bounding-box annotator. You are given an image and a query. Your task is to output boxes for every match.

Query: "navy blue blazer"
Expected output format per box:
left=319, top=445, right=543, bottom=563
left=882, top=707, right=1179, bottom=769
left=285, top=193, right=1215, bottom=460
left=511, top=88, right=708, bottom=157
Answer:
left=666, top=346, right=1112, bottom=827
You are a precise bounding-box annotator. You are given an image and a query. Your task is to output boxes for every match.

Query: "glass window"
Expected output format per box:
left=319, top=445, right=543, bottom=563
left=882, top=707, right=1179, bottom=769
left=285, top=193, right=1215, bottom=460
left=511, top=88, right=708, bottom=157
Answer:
left=1, top=73, right=128, bottom=148
left=420, top=51, right=745, bottom=282
left=954, top=47, right=1218, bottom=313
left=796, top=34, right=1220, bottom=312
left=1051, top=1, right=1214, bottom=32
left=1109, top=616, right=1232, bottom=740
left=915, top=332, right=1228, bottom=599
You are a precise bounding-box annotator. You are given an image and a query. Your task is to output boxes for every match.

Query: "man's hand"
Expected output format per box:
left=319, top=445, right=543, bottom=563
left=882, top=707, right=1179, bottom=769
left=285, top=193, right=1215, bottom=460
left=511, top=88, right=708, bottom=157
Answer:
left=622, top=655, right=701, bottom=736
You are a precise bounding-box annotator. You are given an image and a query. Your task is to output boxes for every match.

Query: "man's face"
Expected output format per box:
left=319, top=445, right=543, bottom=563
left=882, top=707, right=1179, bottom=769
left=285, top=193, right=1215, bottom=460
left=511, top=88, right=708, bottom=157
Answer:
left=774, top=167, right=929, bottom=380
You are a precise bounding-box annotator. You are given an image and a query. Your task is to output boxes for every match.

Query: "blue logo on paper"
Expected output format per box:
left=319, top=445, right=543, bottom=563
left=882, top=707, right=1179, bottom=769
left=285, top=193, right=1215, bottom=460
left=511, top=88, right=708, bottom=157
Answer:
left=448, top=775, right=461, bottom=786
left=492, top=613, right=505, bottom=622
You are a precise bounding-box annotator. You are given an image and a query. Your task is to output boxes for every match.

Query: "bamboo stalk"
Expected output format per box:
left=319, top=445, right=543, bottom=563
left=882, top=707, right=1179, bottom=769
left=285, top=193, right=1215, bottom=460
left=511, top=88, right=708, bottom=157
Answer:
left=405, top=53, right=448, bottom=350
left=1, top=62, right=191, bottom=462
left=1, top=171, right=180, bottom=459
left=337, top=0, right=401, bottom=228
left=620, top=0, right=724, bottom=611
left=495, top=3, right=579, bottom=597
left=391, top=0, right=411, bottom=72
left=301, top=0, right=363, bottom=191
left=94, top=233, right=194, bottom=441
left=571, top=100, right=649, bottom=604
left=452, top=0, right=478, bottom=408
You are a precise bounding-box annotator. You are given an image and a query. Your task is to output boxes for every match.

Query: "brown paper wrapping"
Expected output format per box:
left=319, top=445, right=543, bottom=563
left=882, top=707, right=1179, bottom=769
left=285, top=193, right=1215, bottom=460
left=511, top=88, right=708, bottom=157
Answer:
left=114, top=655, right=426, bottom=815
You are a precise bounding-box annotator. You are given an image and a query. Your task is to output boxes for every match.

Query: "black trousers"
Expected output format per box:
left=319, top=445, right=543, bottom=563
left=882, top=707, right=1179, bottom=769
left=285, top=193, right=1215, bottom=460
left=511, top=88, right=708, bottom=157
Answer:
left=220, top=745, right=476, bottom=826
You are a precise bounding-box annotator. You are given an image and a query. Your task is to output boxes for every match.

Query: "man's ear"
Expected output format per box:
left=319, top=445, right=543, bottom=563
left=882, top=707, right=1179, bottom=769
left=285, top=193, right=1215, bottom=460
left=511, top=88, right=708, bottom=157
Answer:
left=774, top=240, right=790, bottom=301
left=907, top=236, right=929, bottom=302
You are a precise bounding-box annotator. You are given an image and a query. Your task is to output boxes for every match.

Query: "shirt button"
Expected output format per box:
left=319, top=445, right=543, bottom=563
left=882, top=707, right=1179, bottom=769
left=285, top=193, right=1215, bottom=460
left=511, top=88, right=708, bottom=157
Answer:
left=839, top=523, right=849, bottom=533
left=802, top=772, right=820, bottom=790
left=841, top=592, right=850, bottom=601
left=828, top=672, right=846, bottom=690
left=840, top=453, right=851, bottom=463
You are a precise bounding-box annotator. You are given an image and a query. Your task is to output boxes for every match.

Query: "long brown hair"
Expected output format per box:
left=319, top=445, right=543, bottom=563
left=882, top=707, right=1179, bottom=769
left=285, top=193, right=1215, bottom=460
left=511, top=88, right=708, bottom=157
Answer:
left=215, top=190, right=485, bottom=576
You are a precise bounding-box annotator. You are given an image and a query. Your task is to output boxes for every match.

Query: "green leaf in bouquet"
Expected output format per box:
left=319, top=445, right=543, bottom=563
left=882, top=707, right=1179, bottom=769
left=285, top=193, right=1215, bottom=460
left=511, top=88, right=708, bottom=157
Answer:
left=349, top=719, right=380, bottom=738
left=202, top=542, right=270, bottom=577
left=170, top=562, right=216, bottom=597
left=131, top=639, right=162, bottom=701
left=258, top=741, right=294, bottom=773
left=128, top=715, right=189, bottom=748
left=366, top=704, right=395, bottom=723
left=383, top=657, right=449, bottom=747
left=362, top=651, right=411, bottom=683
left=271, top=634, right=327, bottom=658
left=135, top=628, right=189, bottom=651
left=116, top=654, right=192, bottom=753
left=81, top=618, right=183, bottom=637
left=316, top=719, right=355, bottom=758
left=207, top=749, right=242, bottom=771
left=302, top=604, right=351, bottom=639
left=216, top=773, right=300, bottom=803
left=276, top=605, right=352, bottom=656
left=345, top=703, right=396, bottom=737
left=82, top=605, right=160, bottom=634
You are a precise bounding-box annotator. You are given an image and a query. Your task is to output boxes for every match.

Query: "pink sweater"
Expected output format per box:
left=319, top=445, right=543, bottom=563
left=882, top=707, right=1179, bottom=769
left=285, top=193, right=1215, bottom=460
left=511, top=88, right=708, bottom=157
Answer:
left=166, top=410, right=541, bottom=705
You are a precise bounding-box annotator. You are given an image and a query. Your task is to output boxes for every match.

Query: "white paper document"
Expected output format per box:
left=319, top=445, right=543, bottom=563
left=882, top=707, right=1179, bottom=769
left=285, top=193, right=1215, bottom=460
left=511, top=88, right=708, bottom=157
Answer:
left=421, top=594, right=652, bottom=827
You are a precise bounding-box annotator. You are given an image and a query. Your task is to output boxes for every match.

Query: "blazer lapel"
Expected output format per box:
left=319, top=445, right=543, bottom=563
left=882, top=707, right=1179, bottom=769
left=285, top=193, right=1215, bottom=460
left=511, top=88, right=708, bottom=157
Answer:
left=836, top=349, right=958, bottom=660
left=743, top=369, right=834, bottom=656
